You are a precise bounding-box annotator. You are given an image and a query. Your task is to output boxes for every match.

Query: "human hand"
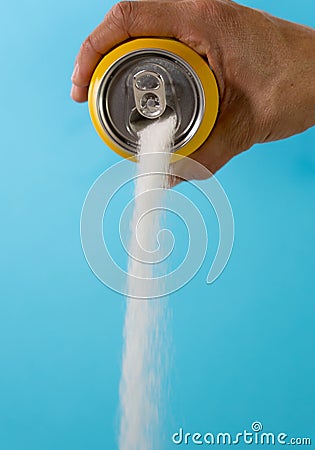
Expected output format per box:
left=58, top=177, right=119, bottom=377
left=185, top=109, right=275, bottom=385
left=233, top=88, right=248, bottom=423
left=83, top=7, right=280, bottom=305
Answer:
left=71, top=0, right=315, bottom=177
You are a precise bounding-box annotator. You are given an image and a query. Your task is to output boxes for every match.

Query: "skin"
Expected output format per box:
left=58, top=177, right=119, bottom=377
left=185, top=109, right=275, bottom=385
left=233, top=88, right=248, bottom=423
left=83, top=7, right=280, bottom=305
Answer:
left=71, top=0, right=315, bottom=178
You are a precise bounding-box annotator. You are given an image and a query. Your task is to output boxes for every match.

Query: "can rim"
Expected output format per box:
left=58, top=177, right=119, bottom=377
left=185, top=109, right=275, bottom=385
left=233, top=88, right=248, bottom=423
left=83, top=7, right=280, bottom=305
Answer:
left=88, top=38, right=219, bottom=161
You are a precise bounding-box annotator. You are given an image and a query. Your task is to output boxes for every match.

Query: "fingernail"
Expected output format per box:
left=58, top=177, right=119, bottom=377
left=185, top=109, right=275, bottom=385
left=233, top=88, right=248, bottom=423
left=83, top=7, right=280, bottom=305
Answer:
left=71, top=63, right=79, bottom=82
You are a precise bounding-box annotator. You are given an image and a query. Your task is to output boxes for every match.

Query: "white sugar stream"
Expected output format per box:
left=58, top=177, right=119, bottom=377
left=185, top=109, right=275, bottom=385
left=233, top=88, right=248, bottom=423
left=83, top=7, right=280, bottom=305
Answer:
left=119, top=116, right=176, bottom=450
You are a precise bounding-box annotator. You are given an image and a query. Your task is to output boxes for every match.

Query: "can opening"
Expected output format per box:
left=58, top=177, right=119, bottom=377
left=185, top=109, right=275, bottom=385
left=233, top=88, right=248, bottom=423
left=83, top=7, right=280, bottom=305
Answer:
left=129, top=106, right=177, bottom=134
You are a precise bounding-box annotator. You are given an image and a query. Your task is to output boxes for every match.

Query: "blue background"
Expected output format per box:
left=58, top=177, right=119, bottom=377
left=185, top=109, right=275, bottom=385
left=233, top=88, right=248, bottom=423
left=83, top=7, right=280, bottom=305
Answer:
left=0, top=0, right=314, bottom=448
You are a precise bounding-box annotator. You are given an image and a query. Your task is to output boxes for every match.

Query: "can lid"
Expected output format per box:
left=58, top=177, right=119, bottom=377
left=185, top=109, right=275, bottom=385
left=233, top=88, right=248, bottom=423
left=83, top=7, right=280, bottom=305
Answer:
left=88, top=39, right=219, bottom=159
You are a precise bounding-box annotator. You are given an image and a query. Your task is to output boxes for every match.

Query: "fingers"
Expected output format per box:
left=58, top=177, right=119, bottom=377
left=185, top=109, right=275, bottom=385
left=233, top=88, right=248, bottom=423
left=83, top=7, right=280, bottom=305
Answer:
left=189, top=131, right=232, bottom=175
left=70, top=85, right=89, bottom=103
left=170, top=123, right=234, bottom=185
left=71, top=1, right=181, bottom=102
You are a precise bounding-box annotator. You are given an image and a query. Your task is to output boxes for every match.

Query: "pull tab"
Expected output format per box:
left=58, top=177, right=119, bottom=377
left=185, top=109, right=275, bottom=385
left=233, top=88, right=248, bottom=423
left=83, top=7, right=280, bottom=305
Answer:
left=133, top=70, right=166, bottom=119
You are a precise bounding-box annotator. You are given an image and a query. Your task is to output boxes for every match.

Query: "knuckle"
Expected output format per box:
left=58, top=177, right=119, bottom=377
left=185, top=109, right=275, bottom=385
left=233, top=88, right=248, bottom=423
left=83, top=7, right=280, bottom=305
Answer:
left=108, top=1, right=134, bottom=31
left=178, top=0, right=224, bottom=33
left=201, top=0, right=219, bottom=16
left=197, top=0, right=235, bottom=27
left=195, top=0, right=222, bottom=20
left=80, top=34, right=102, bottom=56
left=80, top=36, right=93, bottom=53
